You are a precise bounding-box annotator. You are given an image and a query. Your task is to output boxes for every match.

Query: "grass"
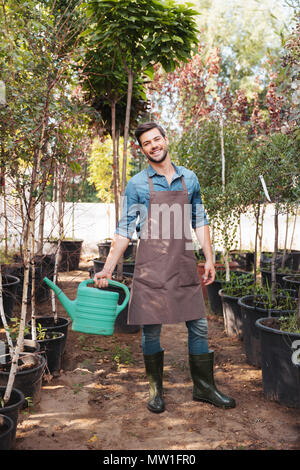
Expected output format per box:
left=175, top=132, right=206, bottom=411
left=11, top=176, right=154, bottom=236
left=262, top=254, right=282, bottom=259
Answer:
left=279, top=313, right=300, bottom=334
left=111, top=342, right=133, bottom=368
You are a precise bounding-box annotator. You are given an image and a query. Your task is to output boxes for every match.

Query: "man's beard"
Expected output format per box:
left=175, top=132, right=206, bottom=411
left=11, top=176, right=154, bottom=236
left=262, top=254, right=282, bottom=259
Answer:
left=146, top=149, right=168, bottom=164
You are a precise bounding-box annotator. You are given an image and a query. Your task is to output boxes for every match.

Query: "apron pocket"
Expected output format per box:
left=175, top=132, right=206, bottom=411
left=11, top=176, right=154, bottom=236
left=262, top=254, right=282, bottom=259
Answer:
left=179, top=255, right=201, bottom=287
left=134, top=259, right=165, bottom=289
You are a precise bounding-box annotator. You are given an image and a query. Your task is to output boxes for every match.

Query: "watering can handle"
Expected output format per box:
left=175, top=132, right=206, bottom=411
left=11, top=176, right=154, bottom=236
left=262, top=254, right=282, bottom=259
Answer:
left=81, top=279, right=130, bottom=314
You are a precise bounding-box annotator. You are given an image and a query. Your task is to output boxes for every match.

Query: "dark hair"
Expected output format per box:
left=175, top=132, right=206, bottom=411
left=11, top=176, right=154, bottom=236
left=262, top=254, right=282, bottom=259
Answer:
left=135, top=122, right=166, bottom=146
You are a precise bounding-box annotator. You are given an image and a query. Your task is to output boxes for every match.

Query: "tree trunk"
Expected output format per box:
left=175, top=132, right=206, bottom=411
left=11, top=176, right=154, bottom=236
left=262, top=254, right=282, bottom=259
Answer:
left=289, top=211, right=297, bottom=253
left=239, top=215, right=242, bottom=253
left=3, top=202, right=32, bottom=404
left=257, top=202, right=266, bottom=271
left=121, top=68, right=134, bottom=196
left=116, top=127, right=121, bottom=211
left=111, top=100, right=119, bottom=227
left=2, top=172, right=8, bottom=255
left=219, top=115, right=229, bottom=281
left=12, top=196, right=17, bottom=251
left=51, top=166, right=66, bottom=323
left=0, top=265, right=14, bottom=357
left=254, top=203, right=260, bottom=291
left=220, top=115, right=225, bottom=195
left=36, top=170, right=47, bottom=256
left=281, top=210, right=289, bottom=271
left=271, top=203, right=279, bottom=304
left=30, top=213, right=37, bottom=342
left=211, top=223, right=216, bottom=264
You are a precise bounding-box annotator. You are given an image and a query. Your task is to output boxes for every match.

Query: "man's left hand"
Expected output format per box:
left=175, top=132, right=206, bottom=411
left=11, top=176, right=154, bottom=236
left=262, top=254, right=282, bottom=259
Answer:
left=203, top=261, right=215, bottom=285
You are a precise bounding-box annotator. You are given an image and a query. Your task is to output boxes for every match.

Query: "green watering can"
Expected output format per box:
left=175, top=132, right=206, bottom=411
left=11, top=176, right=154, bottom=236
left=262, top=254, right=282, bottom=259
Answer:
left=43, top=277, right=130, bottom=336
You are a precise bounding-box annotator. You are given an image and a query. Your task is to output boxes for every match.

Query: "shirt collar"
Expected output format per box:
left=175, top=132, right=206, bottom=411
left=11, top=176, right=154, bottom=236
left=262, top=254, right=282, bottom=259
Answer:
left=147, top=162, right=183, bottom=178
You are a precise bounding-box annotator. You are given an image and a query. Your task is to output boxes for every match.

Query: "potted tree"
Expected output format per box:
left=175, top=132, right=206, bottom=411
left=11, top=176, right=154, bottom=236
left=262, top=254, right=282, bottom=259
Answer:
left=254, top=10, right=300, bottom=408
left=255, top=287, right=300, bottom=408
left=238, top=131, right=300, bottom=367
left=218, top=271, right=254, bottom=337
left=175, top=119, right=250, bottom=312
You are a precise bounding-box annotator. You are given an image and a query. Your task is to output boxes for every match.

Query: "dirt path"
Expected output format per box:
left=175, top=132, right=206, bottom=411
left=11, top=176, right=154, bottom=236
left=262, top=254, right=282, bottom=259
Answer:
left=12, top=265, right=300, bottom=451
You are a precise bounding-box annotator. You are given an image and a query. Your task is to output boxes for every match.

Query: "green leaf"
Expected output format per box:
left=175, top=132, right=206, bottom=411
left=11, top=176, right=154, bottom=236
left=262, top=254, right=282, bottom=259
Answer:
left=172, top=36, right=184, bottom=44
left=69, top=161, right=81, bottom=173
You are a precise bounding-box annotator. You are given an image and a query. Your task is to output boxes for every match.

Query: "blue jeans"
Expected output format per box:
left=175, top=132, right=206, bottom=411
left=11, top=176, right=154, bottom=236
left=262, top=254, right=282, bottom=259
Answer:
left=142, top=318, right=208, bottom=355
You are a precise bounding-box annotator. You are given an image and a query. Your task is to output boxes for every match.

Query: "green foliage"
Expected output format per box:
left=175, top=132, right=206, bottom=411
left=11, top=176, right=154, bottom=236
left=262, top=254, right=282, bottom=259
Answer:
left=175, top=119, right=250, bottom=252
left=83, top=0, right=199, bottom=74
left=256, top=133, right=300, bottom=206
left=88, top=135, right=133, bottom=202
left=0, top=249, right=15, bottom=265
left=194, top=0, right=293, bottom=94
left=0, top=0, right=94, bottom=206
left=279, top=313, right=300, bottom=334
left=253, top=288, right=298, bottom=311
left=5, top=318, right=30, bottom=342
left=275, top=10, right=300, bottom=131
left=36, top=323, right=47, bottom=341
left=79, top=45, right=150, bottom=137
left=219, top=272, right=254, bottom=297
left=111, top=341, right=133, bottom=368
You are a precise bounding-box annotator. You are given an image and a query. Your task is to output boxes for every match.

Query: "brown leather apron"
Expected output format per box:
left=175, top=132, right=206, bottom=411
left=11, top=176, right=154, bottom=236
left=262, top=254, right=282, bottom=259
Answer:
left=127, top=171, right=206, bottom=325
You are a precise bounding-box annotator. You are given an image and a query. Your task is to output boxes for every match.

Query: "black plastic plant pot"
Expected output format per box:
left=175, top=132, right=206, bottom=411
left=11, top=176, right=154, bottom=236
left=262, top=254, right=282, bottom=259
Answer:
left=35, top=332, right=65, bottom=375
left=219, top=290, right=243, bottom=338
left=94, top=258, right=135, bottom=277
left=0, top=386, right=25, bottom=447
left=260, top=269, right=292, bottom=289
left=1, top=275, right=20, bottom=325
left=5, top=255, right=56, bottom=304
left=260, top=251, right=300, bottom=271
left=27, top=316, right=70, bottom=353
left=0, top=414, right=14, bottom=450
left=206, top=271, right=251, bottom=316
left=256, top=317, right=300, bottom=408
left=124, top=241, right=137, bottom=260
left=59, top=240, right=83, bottom=272
left=100, top=284, right=139, bottom=334
left=283, top=275, right=300, bottom=292
left=229, top=251, right=254, bottom=271
left=238, top=295, right=296, bottom=368
left=34, top=254, right=56, bottom=302
left=206, top=280, right=223, bottom=315
left=97, top=240, right=137, bottom=261
left=0, top=353, right=46, bottom=408
left=3, top=338, right=40, bottom=356
left=97, top=241, right=112, bottom=259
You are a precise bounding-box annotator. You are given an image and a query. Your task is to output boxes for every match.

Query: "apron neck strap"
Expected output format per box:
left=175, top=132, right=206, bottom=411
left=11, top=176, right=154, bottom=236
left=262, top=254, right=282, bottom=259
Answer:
left=147, top=169, right=187, bottom=192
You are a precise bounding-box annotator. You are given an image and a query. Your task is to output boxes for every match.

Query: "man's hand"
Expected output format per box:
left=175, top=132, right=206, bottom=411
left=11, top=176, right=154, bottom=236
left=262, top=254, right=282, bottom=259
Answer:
left=203, top=261, right=215, bottom=285
left=93, top=268, right=113, bottom=288
left=194, top=225, right=215, bottom=285
left=93, top=234, right=130, bottom=288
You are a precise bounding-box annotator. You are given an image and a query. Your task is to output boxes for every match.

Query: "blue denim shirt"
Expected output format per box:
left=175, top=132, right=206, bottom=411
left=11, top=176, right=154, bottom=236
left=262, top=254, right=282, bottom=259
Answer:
left=116, top=162, right=209, bottom=240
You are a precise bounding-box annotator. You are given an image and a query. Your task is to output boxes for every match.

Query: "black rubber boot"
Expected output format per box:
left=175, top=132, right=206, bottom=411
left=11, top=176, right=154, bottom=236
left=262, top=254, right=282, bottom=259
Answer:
left=189, top=350, right=236, bottom=409
left=143, top=350, right=165, bottom=413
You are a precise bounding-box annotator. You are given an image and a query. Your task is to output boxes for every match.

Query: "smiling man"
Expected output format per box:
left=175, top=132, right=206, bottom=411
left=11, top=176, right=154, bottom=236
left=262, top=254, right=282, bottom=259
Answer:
left=94, top=122, right=236, bottom=413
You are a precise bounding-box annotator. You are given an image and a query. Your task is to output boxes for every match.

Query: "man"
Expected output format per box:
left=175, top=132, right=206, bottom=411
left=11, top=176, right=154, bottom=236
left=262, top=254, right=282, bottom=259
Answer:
left=94, top=122, right=235, bottom=413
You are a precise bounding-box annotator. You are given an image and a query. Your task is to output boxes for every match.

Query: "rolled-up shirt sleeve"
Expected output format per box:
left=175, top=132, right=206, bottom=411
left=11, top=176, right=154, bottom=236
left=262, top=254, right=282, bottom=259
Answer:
left=191, top=174, right=209, bottom=228
left=115, top=180, right=140, bottom=240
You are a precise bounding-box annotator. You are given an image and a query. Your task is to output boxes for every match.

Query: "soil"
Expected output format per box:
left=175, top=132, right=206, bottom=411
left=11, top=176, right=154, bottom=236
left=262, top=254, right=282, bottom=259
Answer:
left=2, top=262, right=300, bottom=451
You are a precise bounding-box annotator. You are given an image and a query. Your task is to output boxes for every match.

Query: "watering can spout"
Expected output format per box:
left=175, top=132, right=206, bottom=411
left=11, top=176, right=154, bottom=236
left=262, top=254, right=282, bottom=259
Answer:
left=43, top=277, right=76, bottom=321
